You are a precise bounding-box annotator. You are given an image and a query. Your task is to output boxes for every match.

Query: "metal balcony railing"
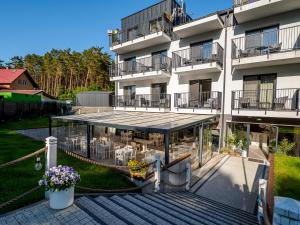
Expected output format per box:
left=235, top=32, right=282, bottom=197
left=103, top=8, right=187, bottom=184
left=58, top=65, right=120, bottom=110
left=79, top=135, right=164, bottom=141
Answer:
left=232, top=89, right=300, bottom=113
left=109, top=18, right=172, bottom=47
left=232, top=25, right=300, bottom=59
left=113, top=94, right=171, bottom=109
left=233, top=0, right=260, bottom=7
left=109, top=55, right=172, bottom=78
left=174, top=91, right=222, bottom=111
left=172, top=43, right=224, bottom=69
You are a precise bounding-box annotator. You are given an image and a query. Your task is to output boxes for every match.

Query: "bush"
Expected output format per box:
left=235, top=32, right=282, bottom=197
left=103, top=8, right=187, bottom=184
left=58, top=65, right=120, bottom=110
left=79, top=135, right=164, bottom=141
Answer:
left=278, top=138, right=296, bottom=156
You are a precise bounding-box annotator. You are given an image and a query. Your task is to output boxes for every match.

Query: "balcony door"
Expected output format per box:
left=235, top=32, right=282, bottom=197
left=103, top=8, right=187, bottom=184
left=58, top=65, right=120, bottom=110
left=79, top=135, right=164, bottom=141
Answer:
left=243, top=74, right=276, bottom=109
left=124, top=57, right=136, bottom=75
left=152, top=50, right=167, bottom=71
left=190, top=40, right=213, bottom=62
left=151, top=83, right=167, bottom=107
left=124, top=85, right=136, bottom=106
left=189, top=79, right=212, bottom=107
left=245, top=25, right=279, bottom=54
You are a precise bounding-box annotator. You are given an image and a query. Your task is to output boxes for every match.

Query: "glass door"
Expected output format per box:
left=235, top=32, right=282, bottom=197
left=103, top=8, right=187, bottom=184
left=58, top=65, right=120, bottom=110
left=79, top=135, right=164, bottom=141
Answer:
left=189, top=79, right=212, bottom=108
left=152, top=50, right=167, bottom=71
left=124, top=85, right=136, bottom=107
left=151, top=83, right=167, bottom=107
left=191, top=40, right=213, bottom=63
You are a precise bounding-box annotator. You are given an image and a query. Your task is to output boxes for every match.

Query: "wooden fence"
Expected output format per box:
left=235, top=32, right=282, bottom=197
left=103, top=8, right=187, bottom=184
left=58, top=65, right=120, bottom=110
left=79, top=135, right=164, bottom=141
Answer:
left=0, top=100, right=70, bottom=121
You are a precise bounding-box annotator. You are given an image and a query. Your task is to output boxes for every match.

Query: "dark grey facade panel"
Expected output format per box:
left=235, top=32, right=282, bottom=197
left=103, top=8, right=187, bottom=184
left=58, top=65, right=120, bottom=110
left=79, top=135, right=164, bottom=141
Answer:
left=76, top=92, right=113, bottom=107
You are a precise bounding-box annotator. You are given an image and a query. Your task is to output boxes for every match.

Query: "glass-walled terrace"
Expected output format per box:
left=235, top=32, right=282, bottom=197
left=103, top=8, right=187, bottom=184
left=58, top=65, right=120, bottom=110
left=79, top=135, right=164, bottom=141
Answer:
left=52, top=112, right=219, bottom=169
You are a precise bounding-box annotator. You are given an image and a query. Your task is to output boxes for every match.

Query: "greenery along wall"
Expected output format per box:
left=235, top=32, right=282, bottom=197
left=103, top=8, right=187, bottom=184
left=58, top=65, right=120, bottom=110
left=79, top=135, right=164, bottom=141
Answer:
left=0, top=92, right=41, bottom=103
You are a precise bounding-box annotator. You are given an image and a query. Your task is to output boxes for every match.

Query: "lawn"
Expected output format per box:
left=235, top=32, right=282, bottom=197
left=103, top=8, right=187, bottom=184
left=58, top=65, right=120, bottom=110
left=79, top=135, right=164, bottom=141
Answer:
left=274, top=154, right=300, bottom=201
left=0, top=118, right=135, bottom=214
left=0, top=116, right=55, bottom=130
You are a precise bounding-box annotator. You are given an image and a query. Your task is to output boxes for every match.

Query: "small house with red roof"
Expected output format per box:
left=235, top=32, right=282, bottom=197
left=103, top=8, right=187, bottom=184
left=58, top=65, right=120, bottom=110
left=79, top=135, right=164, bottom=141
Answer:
left=0, top=68, right=55, bottom=100
left=0, top=68, right=39, bottom=90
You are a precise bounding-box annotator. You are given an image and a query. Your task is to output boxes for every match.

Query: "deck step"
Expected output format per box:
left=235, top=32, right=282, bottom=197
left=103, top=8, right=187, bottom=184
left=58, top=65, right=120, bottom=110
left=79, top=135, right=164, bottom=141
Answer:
left=75, top=196, right=127, bottom=225
left=94, top=195, right=151, bottom=225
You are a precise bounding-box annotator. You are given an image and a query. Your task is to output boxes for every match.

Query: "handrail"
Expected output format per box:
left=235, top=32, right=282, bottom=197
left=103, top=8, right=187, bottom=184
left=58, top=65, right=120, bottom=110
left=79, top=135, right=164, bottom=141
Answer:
left=260, top=187, right=272, bottom=225
left=0, top=148, right=45, bottom=169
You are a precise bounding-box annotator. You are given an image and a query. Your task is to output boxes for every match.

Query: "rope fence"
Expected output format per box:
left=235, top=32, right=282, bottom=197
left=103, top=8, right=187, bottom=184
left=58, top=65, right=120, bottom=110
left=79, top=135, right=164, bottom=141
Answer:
left=0, top=148, right=45, bottom=169
left=0, top=186, right=41, bottom=210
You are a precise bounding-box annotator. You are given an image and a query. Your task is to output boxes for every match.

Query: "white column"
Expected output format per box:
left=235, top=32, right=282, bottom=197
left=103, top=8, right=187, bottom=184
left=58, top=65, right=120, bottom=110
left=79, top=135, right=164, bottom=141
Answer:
left=185, top=159, right=191, bottom=191
left=154, top=154, right=161, bottom=192
left=46, top=136, right=57, bottom=171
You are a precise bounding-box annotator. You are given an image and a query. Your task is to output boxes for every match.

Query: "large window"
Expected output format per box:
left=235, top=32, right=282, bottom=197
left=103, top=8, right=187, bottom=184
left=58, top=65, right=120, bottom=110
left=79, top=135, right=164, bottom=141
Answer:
left=243, top=74, right=276, bottom=108
left=190, top=40, right=213, bottom=61
left=124, top=85, right=136, bottom=106
left=245, top=25, right=279, bottom=53
left=189, top=79, right=212, bottom=108
left=124, top=57, right=136, bottom=74
left=152, top=50, right=167, bottom=70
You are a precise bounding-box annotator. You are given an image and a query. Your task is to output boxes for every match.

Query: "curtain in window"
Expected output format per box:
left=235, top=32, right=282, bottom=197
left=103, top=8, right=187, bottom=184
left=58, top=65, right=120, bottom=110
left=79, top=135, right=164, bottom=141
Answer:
left=260, top=75, right=275, bottom=108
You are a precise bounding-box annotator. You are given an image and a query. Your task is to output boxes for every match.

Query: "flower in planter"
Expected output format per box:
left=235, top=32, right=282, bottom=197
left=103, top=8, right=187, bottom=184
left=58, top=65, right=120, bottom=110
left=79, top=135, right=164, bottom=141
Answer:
left=128, top=160, right=149, bottom=179
left=39, top=165, right=80, bottom=192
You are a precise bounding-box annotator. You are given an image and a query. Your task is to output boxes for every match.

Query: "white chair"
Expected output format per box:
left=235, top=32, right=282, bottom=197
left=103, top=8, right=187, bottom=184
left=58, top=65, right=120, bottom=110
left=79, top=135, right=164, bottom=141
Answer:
left=115, top=149, right=124, bottom=165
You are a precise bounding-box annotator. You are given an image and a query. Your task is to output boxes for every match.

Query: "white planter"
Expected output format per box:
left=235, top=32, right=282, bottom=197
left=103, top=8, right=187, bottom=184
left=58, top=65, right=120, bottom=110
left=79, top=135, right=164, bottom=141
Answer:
left=49, top=186, right=74, bottom=209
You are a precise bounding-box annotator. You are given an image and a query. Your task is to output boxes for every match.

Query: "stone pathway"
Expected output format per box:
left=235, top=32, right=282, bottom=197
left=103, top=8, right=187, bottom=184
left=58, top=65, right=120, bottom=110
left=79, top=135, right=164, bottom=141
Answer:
left=0, top=201, right=98, bottom=225
left=0, top=193, right=259, bottom=225
left=16, top=127, right=63, bottom=141
left=191, top=156, right=264, bottom=213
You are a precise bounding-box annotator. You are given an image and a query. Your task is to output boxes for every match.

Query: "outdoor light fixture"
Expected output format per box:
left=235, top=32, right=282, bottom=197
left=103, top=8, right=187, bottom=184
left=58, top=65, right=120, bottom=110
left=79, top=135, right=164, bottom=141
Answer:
left=34, top=155, right=42, bottom=171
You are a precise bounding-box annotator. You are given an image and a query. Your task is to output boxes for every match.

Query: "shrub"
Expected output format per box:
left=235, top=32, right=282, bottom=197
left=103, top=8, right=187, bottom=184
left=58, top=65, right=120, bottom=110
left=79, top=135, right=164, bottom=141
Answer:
left=278, top=138, right=296, bottom=156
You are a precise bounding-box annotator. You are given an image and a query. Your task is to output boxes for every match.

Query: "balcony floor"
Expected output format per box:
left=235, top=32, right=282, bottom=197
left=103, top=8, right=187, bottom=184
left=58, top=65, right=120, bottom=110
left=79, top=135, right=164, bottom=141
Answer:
left=232, top=49, right=300, bottom=69
left=174, top=62, right=222, bottom=75
left=110, top=70, right=171, bottom=82
left=232, top=109, right=299, bottom=119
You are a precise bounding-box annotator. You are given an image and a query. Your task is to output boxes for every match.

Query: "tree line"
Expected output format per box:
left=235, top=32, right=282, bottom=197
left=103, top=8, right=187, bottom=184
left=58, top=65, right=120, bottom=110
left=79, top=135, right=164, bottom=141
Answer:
left=0, top=47, right=113, bottom=99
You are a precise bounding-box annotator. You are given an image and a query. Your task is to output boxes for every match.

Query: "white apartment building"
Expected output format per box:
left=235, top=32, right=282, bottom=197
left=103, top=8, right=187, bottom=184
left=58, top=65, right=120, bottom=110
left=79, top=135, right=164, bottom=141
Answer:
left=108, top=0, right=300, bottom=160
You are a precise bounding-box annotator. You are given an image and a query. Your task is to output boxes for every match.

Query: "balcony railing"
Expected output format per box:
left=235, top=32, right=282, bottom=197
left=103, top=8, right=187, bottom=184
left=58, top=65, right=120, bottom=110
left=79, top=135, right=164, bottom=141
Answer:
left=232, top=25, right=300, bottom=59
left=233, top=0, right=260, bottom=7
left=232, top=89, right=300, bottom=112
left=172, top=43, right=224, bottom=69
left=174, top=91, right=222, bottom=110
left=113, top=94, right=171, bottom=109
left=109, top=18, right=172, bottom=47
left=109, top=55, right=172, bottom=78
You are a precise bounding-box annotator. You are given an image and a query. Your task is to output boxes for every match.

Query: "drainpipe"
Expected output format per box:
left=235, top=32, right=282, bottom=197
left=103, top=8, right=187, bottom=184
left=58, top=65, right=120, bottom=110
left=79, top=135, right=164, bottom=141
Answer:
left=219, top=11, right=230, bottom=150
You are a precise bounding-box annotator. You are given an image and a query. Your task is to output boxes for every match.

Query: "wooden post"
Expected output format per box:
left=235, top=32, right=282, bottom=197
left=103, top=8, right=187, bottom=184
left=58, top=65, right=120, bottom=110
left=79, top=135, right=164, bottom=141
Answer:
left=154, top=154, right=161, bottom=192
left=164, top=132, right=170, bottom=165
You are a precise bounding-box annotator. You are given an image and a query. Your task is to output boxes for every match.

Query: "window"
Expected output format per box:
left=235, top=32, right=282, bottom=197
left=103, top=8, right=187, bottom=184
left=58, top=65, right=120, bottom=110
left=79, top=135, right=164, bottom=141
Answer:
left=189, top=79, right=212, bottom=107
left=151, top=83, right=167, bottom=99
left=124, top=57, right=136, bottom=74
left=245, top=25, right=279, bottom=52
left=190, top=40, right=213, bottom=61
left=124, top=85, right=136, bottom=106
left=152, top=50, right=168, bottom=70
left=149, top=17, right=162, bottom=33
left=243, top=74, right=276, bottom=108
left=127, top=27, right=138, bottom=41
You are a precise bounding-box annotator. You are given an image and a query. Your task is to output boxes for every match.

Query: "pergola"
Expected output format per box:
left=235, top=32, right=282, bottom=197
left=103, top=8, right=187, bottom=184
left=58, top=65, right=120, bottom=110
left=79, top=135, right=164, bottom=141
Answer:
left=51, top=111, right=218, bottom=164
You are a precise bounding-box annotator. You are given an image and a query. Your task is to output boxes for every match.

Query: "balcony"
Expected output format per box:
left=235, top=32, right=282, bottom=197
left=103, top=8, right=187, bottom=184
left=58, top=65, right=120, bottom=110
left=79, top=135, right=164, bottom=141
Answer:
left=173, top=14, right=223, bottom=38
left=172, top=43, right=223, bottom=75
left=109, top=55, right=172, bottom=81
left=232, top=26, right=300, bottom=69
left=174, top=91, right=222, bottom=113
left=113, top=94, right=171, bottom=112
left=109, top=18, right=172, bottom=54
left=232, top=88, right=300, bottom=117
left=233, top=0, right=300, bottom=23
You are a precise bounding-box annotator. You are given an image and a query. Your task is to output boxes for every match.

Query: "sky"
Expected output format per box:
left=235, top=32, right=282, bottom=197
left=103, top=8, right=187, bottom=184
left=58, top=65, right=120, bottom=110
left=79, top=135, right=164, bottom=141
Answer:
left=0, top=0, right=231, bottom=62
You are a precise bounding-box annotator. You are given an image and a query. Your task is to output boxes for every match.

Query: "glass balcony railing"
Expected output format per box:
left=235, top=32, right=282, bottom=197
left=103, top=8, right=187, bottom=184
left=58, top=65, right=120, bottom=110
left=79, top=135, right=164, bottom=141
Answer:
left=174, top=91, right=222, bottom=110
left=232, top=88, right=300, bottom=112
left=109, top=55, right=172, bottom=78
left=172, top=43, right=224, bottom=69
left=109, top=18, right=172, bottom=47
left=113, top=94, right=171, bottom=109
left=232, top=25, right=300, bottom=59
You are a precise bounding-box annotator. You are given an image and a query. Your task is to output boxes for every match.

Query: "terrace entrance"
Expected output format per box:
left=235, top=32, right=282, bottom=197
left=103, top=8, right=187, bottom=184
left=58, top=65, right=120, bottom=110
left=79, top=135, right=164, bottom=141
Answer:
left=52, top=112, right=219, bottom=169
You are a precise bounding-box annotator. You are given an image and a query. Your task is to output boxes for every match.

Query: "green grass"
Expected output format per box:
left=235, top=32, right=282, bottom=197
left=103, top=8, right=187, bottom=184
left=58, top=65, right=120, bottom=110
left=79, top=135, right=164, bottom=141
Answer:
left=275, top=154, right=300, bottom=201
left=0, top=119, right=135, bottom=214
left=0, top=116, right=56, bottom=130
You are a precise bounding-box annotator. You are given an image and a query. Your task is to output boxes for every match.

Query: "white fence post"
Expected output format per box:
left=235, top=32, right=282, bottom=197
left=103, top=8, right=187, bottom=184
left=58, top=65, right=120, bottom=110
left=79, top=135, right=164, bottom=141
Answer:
left=258, top=178, right=268, bottom=225
left=154, top=154, right=161, bottom=192
left=46, top=136, right=57, bottom=171
left=185, top=159, right=191, bottom=191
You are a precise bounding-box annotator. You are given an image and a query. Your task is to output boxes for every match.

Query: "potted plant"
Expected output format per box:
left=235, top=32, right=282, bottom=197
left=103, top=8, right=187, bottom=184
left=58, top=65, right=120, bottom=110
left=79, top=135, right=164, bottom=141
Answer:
left=39, top=165, right=80, bottom=210
left=128, top=160, right=149, bottom=179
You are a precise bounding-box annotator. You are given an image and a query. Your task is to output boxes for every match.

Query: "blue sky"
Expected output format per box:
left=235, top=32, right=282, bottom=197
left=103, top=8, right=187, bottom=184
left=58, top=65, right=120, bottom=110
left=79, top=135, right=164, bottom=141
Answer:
left=0, top=0, right=231, bottom=62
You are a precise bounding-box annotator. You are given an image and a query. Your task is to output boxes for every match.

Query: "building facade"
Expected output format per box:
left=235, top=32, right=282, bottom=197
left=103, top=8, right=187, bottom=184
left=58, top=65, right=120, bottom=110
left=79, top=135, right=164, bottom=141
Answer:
left=108, top=0, right=300, bottom=159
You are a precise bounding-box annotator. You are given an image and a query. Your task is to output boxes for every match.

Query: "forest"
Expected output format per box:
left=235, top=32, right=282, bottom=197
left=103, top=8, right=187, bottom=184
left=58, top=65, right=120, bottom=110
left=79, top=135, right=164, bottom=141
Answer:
left=0, top=47, right=113, bottom=99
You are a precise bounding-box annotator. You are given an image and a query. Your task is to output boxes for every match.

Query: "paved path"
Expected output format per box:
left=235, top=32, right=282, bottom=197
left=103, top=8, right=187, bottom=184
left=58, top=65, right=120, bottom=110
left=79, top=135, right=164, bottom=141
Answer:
left=17, top=127, right=63, bottom=141
left=192, top=156, right=264, bottom=214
